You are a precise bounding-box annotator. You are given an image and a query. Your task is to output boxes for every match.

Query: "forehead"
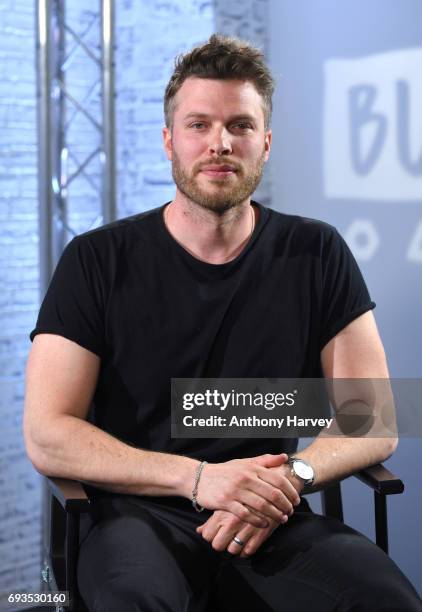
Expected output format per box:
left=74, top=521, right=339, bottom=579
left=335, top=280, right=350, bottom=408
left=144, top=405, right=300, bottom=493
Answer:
left=173, top=77, right=265, bottom=123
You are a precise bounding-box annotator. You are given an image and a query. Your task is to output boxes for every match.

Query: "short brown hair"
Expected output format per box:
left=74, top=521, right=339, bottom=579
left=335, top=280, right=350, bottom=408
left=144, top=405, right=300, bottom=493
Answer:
left=164, top=33, right=274, bottom=129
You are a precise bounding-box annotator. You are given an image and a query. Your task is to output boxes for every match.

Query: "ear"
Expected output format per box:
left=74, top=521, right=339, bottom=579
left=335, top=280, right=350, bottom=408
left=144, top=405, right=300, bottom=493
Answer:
left=264, top=129, right=272, bottom=162
left=163, top=126, right=173, bottom=161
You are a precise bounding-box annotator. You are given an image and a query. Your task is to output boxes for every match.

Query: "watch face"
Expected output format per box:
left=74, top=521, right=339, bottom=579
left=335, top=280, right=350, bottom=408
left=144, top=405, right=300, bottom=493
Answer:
left=293, top=460, right=314, bottom=481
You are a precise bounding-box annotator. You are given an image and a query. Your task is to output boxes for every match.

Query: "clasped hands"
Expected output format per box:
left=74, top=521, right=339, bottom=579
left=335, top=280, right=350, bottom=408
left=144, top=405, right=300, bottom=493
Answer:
left=195, top=453, right=303, bottom=559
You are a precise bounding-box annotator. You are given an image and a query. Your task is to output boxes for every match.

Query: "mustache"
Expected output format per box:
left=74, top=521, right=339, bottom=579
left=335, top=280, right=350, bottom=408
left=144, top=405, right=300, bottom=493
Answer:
left=194, top=160, right=242, bottom=173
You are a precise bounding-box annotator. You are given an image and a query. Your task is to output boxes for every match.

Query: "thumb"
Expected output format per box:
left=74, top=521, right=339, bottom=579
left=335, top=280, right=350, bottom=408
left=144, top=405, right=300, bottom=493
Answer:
left=252, top=453, right=289, bottom=468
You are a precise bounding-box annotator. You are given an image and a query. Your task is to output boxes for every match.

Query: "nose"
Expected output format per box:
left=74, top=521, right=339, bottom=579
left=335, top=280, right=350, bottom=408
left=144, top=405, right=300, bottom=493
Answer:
left=209, top=127, right=232, bottom=156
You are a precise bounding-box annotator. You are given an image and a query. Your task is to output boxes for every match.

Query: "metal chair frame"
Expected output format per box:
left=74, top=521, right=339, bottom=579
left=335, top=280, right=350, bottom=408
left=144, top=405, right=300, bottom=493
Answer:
left=41, top=464, right=404, bottom=612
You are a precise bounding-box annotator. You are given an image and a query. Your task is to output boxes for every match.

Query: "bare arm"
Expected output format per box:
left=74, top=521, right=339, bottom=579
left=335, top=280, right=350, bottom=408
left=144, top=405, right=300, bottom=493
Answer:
left=23, top=334, right=197, bottom=498
left=290, top=310, right=398, bottom=491
left=23, top=334, right=296, bottom=526
left=198, top=310, right=398, bottom=557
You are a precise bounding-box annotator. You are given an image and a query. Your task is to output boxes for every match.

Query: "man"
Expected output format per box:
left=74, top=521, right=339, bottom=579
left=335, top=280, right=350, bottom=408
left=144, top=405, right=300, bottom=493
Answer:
left=24, top=34, right=422, bottom=611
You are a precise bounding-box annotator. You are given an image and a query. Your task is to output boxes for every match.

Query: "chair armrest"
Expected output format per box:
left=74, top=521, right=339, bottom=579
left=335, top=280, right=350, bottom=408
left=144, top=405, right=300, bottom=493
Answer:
left=354, top=463, right=404, bottom=495
left=46, top=477, right=91, bottom=513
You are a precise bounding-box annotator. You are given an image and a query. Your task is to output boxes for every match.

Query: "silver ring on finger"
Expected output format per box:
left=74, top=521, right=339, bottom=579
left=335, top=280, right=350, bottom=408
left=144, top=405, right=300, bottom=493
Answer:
left=232, top=535, right=245, bottom=547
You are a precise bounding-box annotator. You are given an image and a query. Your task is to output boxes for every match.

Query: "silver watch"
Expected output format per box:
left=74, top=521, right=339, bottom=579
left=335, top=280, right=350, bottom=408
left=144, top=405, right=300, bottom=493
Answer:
left=288, top=456, right=315, bottom=486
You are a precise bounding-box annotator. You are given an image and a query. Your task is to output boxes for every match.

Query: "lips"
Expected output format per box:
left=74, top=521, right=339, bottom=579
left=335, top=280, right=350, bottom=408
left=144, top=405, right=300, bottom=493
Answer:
left=199, top=164, right=237, bottom=178
left=201, top=165, right=237, bottom=172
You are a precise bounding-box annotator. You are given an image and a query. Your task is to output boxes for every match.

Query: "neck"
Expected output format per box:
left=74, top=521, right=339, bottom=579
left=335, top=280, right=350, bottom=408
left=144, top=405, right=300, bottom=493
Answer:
left=164, top=194, right=257, bottom=264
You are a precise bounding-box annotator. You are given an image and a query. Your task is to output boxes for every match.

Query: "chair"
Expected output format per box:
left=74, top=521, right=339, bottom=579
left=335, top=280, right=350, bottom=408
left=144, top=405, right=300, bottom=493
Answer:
left=41, top=464, right=404, bottom=612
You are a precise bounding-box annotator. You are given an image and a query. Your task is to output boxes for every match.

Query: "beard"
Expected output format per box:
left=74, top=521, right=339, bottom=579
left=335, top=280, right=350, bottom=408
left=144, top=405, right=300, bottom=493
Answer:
left=171, top=149, right=266, bottom=214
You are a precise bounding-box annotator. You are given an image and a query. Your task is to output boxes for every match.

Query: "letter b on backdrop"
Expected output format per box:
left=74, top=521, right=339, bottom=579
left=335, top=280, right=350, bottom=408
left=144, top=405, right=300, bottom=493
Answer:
left=323, top=48, right=422, bottom=201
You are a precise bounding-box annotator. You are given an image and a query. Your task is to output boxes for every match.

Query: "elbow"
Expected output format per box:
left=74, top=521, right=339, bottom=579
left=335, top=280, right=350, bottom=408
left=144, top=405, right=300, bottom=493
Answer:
left=24, top=437, right=51, bottom=477
left=379, top=435, right=398, bottom=462
left=23, top=420, right=53, bottom=477
left=389, top=435, right=399, bottom=457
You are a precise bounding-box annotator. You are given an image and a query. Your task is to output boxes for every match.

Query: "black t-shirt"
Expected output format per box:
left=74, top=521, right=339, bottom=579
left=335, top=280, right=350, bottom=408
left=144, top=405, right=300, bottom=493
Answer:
left=30, top=202, right=375, bottom=472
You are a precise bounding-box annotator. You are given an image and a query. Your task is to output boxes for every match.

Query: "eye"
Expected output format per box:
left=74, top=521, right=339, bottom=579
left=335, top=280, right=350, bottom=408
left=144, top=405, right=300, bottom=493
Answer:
left=232, top=122, right=253, bottom=131
left=189, top=122, right=206, bottom=129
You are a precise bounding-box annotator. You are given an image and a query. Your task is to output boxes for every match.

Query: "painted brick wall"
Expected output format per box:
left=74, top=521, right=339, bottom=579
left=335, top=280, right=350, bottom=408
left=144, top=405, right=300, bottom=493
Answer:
left=0, top=1, right=269, bottom=608
left=0, top=2, right=215, bottom=607
left=0, top=0, right=43, bottom=606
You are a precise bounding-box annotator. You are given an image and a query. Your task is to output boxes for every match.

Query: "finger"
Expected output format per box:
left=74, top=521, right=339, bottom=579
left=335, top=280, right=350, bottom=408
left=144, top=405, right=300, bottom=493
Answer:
left=199, top=522, right=223, bottom=543
left=196, top=517, right=213, bottom=534
left=211, top=522, right=250, bottom=553
left=251, top=453, right=289, bottom=468
left=237, top=490, right=286, bottom=524
left=243, top=505, right=279, bottom=529
left=257, top=467, right=301, bottom=507
left=239, top=522, right=280, bottom=558
left=196, top=513, right=221, bottom=540
left=226, top=525, right=255, bottom=555
left=260, top=469, right=301, bottom=509
left=261, top=465, right=301, bottom=502
left=242, top=478, right=295, bottom=517
left=227, top=501, right=271, bottom=527
left=196, top=509, right=229, bottom=533
left=239, top=532, right=265, bottom=558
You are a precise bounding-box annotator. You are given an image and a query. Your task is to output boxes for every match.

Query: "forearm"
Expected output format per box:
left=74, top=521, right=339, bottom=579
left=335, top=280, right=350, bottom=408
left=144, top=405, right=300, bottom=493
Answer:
left=294, top=434, right=397, bottom=493
left=27, top=413, right=299, bottom=526
left=27, top=414, right=197, bottom=499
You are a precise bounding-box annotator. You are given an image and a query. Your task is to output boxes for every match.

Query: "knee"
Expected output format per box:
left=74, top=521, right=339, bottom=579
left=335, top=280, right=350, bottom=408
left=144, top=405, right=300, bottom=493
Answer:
left=87, top=575, right=145, bottom=612
left=342, top=576, right=422, bottom=612
left=86, top=571, right=193, bottom=612
left=305, top=529, right=422, bottom=612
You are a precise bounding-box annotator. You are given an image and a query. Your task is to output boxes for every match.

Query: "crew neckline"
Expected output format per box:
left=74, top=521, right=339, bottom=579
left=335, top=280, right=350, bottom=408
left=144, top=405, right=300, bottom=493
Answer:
left=158, top=200, right=269, bottom=270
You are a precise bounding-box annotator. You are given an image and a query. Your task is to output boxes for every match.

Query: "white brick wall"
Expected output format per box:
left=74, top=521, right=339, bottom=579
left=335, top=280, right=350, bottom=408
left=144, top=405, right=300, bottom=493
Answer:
left=0, top=0, right=42, bottom=603
left=0, top=1, right=270, bottom=607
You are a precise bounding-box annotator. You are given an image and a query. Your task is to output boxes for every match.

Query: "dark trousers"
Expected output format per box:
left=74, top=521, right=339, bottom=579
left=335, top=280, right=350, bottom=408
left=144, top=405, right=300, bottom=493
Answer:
left=77, top=495, right=422, bottom=612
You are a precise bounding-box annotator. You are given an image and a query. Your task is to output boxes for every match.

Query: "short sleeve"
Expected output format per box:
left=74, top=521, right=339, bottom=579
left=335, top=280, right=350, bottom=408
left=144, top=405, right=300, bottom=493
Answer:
left=319, top=228, right=375, bottom=349
left=30, top=236, right=106, bottom=358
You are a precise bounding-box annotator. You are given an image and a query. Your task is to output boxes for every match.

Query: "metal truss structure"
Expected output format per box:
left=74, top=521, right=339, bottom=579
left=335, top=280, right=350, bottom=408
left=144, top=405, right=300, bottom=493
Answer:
left=35, top=1, right=116, bottom=598
left=36, top=0, right=116, bottom=297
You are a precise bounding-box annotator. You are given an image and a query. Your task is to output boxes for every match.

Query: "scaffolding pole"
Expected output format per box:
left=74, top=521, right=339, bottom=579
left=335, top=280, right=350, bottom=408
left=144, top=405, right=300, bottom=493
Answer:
left=36, top=0, right=116, bottom=297
left=35, top=1, right=116, bottom=598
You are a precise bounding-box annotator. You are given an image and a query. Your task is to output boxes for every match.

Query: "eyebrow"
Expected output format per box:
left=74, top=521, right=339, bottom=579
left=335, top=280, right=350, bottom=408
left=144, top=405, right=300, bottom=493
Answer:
left=183, top=112, right=257, bottom=124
